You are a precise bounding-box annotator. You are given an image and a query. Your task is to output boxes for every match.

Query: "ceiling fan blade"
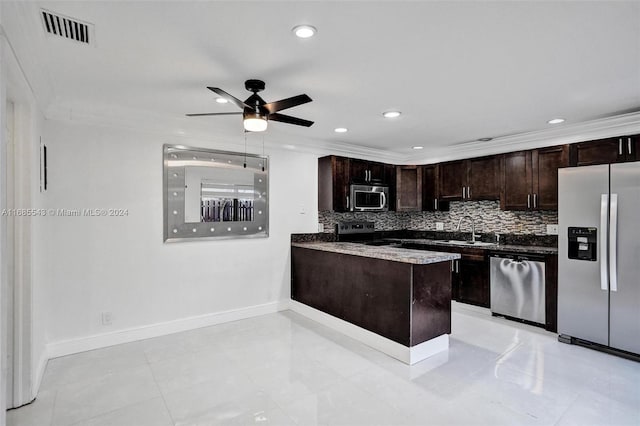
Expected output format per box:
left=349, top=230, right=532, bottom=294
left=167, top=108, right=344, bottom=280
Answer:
left=207, top=87, right=250, bottom=109
left=269, top=113, right=314, bottom=127
left=264, top=94, right=312, bottom=114
left=185, top=112, right=243, bottom=117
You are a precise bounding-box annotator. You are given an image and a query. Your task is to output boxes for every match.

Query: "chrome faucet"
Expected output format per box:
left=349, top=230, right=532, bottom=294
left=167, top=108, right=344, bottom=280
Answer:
left=455, top=215, right=481, bottom=243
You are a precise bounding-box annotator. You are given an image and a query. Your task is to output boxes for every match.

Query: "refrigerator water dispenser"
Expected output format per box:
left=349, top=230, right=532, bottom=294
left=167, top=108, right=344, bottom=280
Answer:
left=567, top=227, right=597, bottom=261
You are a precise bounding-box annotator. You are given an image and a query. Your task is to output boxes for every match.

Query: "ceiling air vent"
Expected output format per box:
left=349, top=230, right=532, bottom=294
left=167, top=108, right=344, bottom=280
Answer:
left=41, top=9, right=94, bottom=45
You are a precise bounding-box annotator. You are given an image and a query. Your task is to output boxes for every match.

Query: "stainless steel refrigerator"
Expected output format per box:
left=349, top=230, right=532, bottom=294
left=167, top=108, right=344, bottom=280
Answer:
left=558, top=162, right=640, bottom=356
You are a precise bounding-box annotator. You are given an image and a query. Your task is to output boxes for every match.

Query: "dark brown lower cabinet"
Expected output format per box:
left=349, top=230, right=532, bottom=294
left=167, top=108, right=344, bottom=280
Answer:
left=291, top=247, right=452, bottom=347
left=454, top=255, right=490, bottom=308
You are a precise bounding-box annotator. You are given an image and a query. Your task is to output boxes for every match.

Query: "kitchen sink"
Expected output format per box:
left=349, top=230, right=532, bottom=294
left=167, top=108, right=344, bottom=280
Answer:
left=442, top=240, right=497, bottom=247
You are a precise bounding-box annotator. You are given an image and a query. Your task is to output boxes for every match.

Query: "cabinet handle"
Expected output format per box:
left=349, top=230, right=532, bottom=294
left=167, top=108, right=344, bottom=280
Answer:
left=434, top=199, right=438, bottom=210
left=533, top=193, right=537, bottom=208
left=456, top=260, right=459, bottom=273
left=619, top=138, right=623, bottom=155
left=527, top=194, right=531, bottom=209
left=467, top=186, right=471, bottom=198
left=629, top=137, right=633, bottom=156
left=346, top=196, right=349, bottom=209
left=451, top=260, right=455, bottom=272
left=367, top=170, right=371, bottom=181
left=462, top=187, right=466, bottom=199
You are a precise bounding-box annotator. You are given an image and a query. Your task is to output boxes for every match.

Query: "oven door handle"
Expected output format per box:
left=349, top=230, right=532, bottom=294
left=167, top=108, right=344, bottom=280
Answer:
left=380, top=191, right=387, bottom=209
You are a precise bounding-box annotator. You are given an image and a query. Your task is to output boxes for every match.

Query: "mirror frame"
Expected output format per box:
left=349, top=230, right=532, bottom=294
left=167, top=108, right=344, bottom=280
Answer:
left=163, top=144, right=269, bottom=242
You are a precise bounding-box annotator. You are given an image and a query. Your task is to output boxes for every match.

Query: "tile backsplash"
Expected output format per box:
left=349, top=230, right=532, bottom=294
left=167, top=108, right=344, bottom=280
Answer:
left=320, top=201, right=557, bottom=235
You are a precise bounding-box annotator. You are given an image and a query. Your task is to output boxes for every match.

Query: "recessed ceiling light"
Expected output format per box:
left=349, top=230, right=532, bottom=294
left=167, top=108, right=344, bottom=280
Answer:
left=412, top=146, right=423, bottom=150
left=292, top=25, right=316, bottom=39
left=334, top=127, right=348, bottom=133
left=548, top=118, right=565, bottom=124
left=383, top=111, right=401, bottom=118
left=215, top=97, right=229, bottom=104
left=478, top=137, right=493, bottom=142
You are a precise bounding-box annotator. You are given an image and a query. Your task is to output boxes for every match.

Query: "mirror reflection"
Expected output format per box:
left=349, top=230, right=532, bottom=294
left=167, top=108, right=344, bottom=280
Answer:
left=163, top=144, right=269, bottom=242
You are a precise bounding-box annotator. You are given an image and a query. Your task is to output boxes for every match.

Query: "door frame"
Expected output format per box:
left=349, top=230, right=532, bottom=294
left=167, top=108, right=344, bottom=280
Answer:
left=1, top=38, right=36, bottom=410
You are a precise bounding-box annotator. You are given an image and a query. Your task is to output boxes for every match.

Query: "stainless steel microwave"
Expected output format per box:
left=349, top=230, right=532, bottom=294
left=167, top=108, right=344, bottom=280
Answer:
left=350, top=184, right=389, bottom=212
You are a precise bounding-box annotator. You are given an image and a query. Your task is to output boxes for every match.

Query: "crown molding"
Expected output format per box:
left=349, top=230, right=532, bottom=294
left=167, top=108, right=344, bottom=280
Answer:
left=407, top=111, right=640, bottom=164
left=1, top=2, right=56, bottom=112
left=44, top=101, right=406, bottom=162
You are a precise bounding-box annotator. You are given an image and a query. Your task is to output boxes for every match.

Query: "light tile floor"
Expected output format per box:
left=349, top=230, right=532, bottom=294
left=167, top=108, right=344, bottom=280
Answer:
left=7, top=303, right=640, bottom=426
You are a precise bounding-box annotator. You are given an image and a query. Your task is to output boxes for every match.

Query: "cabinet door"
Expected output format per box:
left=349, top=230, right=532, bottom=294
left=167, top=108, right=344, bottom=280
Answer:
left=439, top=160, right=466, bottom=201
left=422, top=165, right=436, bottom=211
left=349, top=159, right=370, bottom=184
left=318, top=156, right=350, bottom=212
left=368, top=161, right=387, bottom=183
left=457, top=257, right=489, bottom=307
left=468, top=156, right=501, bottom=200
left=396, top=166, right=422, bottom=211
left=501, top=151, right=532, bottom=211
left=569, top=137, right=624, bottom=166
left=385, top=164, right=397, bottom=211
left=532, top=145, right=568, bottom=210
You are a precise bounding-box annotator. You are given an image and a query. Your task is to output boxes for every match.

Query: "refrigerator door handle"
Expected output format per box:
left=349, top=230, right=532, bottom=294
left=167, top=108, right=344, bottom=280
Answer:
left=600, top=194, right=609, bottom=291
left=610, top=193, right=618, bottom=292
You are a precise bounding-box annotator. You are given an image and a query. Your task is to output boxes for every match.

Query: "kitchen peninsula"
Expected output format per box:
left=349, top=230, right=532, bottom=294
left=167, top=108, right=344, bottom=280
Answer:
left=291, top=242, right=460, bottom=364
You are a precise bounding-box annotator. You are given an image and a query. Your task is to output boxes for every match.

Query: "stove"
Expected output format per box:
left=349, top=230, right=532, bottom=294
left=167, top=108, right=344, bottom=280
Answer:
left=336, top=221, right=400, bottom=246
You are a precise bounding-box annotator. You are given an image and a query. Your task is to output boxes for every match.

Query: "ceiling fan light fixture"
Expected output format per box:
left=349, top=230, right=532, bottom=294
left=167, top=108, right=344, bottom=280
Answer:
left=334, top=127, right=348, bottom=133
left=547, top=118, right=565, bottom=124
left=292, top=25, right=316, bottom=39
left=215, top=97, right=229, bottom=104
left=244, top=116, right=268, bottom=132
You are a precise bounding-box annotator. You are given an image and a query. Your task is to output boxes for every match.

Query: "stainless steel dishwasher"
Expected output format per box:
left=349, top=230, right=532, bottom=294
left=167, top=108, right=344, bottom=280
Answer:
left=490, top=253, right=546, bottom=325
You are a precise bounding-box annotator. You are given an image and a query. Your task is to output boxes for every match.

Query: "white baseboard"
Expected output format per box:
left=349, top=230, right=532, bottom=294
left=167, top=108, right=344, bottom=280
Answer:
left=289, top=300, right=448, bottom=365
left=46, top=301, right=289, bottom=359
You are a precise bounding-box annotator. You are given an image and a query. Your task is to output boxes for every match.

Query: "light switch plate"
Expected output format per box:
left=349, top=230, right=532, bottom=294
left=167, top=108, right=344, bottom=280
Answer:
left=318, top=223, right=324, bottom=232
left=547, top=224, right=559, bottom=235
left=436, top=222, right=444, bottom=231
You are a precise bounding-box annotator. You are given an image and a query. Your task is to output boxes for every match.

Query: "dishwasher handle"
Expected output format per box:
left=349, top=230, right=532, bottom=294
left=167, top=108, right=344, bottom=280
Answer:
left=489, top=252, right=546, bottom=263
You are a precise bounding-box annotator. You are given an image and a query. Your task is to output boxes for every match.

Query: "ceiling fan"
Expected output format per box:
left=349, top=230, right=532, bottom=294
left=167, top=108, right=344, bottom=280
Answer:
left=186, top=79, right=313, bottom=132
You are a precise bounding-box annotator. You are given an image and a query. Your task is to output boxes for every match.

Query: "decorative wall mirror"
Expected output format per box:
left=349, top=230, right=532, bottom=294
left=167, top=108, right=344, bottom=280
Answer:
left=163, top=144, right=269, bottom=242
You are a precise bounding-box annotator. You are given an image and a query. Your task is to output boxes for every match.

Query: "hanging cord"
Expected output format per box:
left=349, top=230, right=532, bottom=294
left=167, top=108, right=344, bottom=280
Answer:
left=261, top=134, right=265, bottom=171
left=243, top=131, right=247, bottom=168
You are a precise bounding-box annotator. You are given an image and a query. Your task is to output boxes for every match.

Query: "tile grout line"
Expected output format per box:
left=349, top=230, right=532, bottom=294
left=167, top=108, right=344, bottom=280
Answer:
left=144, top=351, right=178, bottom=426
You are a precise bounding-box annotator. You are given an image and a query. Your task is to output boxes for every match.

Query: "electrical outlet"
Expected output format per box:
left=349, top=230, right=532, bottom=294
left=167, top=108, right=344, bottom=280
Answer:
left=547, top=224, right=559, bottom=235
left=101, top=311, right=113, bottom=326
left=436, top=222, right=444, bottom=231
left=318, top=223, right=325, bottom=233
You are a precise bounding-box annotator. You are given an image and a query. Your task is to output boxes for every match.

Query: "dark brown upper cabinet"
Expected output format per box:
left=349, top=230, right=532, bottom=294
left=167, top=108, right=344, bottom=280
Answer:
left=421, top=164, right=449, bottom=211
left=438, top=160, right=466, bottom=201
left=569, top=135, right=639, bottom=166
left=439, top=156, right=501, bottom=202
left=318, top=155, right=350, bottom=212
left=349, top=159, right=387, bottom=184
left=396, top=166, right=422, bottom=211
left=501, top=145, right=568, bottom=211
left=319, top=156, right=397, bottom=212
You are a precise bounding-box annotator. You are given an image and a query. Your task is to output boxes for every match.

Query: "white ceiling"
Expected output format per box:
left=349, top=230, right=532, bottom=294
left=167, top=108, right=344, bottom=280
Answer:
left=4, top=1, right=640, bottom=161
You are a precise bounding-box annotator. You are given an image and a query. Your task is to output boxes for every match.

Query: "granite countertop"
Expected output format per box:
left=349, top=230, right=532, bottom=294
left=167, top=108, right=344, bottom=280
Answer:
left=394, top=238, right=558, bottom=255
left=292, top=242, right=461, bottom=265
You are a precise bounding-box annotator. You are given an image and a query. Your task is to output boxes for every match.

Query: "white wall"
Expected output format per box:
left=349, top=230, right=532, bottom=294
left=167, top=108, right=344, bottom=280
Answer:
left=39, top=119, right=318, bottom=353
